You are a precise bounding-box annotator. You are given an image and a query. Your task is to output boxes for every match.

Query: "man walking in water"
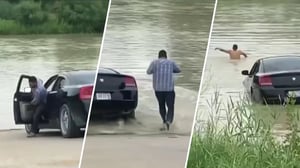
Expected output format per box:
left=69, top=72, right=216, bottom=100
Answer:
left=27, top=76, right=47, bottom=137
left=215, top=44, right=248, bottom=59
left=147, top=50, right=181, bottom=131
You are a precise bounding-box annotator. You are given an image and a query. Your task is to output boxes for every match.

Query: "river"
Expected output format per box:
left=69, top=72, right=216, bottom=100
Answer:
left=0, top=34, right=101, bottom=130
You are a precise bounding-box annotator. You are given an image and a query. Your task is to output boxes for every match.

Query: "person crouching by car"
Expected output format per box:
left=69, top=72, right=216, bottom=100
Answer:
left=27, top=76, right=47, bottom=137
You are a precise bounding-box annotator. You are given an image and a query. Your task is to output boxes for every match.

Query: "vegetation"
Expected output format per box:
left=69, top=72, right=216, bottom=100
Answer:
left=188, top=92, right=300, bottom=168
left=0, top=0, right=109, bottom=34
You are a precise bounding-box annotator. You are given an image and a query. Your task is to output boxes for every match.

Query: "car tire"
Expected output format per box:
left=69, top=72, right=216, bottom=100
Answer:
left=25, top=124, right=39, bottom=134
left=251, top=90, right=264, bottom=105
left=122, top=110, right=136, bottom=121
left=127, top=110, right=136, bottom=119
left=59, top=103, right=81, bottom=138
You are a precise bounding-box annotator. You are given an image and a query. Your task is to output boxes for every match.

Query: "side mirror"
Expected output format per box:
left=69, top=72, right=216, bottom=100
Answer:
left=23, top=87, right=31, bottom=93
left=241, top=70, right=249, bottom=75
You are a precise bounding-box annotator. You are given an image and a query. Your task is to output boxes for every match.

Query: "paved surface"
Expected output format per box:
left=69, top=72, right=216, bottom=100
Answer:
left=0, top=129, right=83, bottom=168
left=80, top=134, right=190, bottom=168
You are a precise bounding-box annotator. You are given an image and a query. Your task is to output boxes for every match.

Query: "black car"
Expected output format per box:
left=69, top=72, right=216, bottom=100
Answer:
left=242, top=56, right=300, bottom=104
left=13, top=70, right=95, bottom=138
left=91, top=68, right=138, bottom=119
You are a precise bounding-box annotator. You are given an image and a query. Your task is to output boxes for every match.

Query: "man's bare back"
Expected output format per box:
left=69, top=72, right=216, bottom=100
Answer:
left=215, top=44, right=247, bottom=60
left=228, top=50, right=246, bottom=59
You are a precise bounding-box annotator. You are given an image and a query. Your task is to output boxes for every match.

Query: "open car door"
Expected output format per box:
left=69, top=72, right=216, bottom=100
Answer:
left=13, top=74, right=59, bottom=124
left=13, top=75, right=34, bottom=124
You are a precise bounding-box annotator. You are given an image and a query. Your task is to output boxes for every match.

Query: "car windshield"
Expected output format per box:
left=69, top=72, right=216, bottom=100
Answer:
left=263, top=57, right=300, bottom=73
left=98, top=68, right=117, bottom=74
left=69, top=72, right=95, bottom=85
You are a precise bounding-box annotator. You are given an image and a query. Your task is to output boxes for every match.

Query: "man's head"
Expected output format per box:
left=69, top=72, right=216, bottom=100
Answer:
left=29, top=76, right=38, bottom=88
left=158, top=50, right=167, bottom=59
left=232, top=44, right=238, bottom=51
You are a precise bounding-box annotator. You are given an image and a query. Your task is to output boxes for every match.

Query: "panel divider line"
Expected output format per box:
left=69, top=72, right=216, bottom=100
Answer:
left=77, top=0, right=112, bottom=167
left=183, top=0, right=219, bottom=167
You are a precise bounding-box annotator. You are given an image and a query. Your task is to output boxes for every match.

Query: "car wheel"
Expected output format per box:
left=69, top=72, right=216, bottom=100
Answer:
left=252, top=90, right=264, bottom=105
left=59, top=103, right=81, bottom=138
left=25, top=124, right=39, bottom=134
left=128, top=110, right=136, bottom=119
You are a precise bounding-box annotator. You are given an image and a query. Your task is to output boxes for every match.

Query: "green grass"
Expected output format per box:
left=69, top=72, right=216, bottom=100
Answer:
left=187, top=93, right=300, bottom=168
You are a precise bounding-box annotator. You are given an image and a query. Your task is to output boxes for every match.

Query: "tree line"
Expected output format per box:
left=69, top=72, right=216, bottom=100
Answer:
left=0, top=0, right=109, bottom=34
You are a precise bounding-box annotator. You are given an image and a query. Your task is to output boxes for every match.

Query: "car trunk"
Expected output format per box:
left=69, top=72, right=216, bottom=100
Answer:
left=269, top=72, right=300, bottom=88
left=94, top=73, right=137, bottom=101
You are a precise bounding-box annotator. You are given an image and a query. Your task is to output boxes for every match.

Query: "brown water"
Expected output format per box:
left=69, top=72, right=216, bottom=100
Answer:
left=87, top=0, right=215, bottom=135
left=196, top=0, right=300, bottom=132
left=0, top=34, right=101, bottom=129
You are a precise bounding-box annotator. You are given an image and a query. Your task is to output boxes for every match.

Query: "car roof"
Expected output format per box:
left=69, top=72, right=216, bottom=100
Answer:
left=61, top=70, right=96, bottom=79
left=260, top=55, right=300, bottom=61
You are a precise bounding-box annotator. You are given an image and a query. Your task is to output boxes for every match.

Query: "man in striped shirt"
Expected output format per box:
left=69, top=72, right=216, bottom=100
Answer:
left=147, top=50, right=181, bottom=130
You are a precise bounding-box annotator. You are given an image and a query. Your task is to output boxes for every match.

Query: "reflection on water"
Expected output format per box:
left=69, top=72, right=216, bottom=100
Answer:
left=197, top=0, right=300, bottom=133
left=89, top=0, right=215, bottom=135
left=0, top=34, right=101, bottom=129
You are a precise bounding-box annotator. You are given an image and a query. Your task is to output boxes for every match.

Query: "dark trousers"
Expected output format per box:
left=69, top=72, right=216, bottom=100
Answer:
left=155, top=91, right=175, bottom=124
left=31, top=104, right=45, bottom=134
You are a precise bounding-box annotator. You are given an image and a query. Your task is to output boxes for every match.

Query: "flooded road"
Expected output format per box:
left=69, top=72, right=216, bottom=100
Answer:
left=0, top=34, right=101, bottom=129
left=196, top=0, right=300, bottom=131
left=88, top=0, right=215, bottom=135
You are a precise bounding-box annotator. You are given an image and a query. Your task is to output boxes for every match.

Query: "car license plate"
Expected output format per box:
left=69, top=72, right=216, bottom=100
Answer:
left=96, top=93, right=111, bottom=100
left=288, top=91, right=300, bottom=97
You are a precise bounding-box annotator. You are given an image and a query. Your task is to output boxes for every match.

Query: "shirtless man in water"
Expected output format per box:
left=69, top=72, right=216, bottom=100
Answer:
left=215, top=44, right=247, bottom=59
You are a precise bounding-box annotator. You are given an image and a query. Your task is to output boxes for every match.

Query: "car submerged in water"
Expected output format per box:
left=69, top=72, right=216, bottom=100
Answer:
left=13, top=70, right=95, bottom=138
left=91, top=68, right=138, bottom=119
left=242, top=56, right=300, bottom=105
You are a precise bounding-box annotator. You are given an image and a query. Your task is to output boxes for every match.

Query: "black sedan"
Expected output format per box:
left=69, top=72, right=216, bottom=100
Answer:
left=13, top=70, right=95, bottom=138
left=242, top=56, right=300, bottom=104
left=91, top=68, right=138, bottom=119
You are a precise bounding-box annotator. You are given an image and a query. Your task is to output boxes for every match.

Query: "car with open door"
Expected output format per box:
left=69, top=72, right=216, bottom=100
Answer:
left=91, top=68, right=138, bottom=119
left=13, top=70, right=95, bottom=138
left=241, top=56, right=300, bottom=104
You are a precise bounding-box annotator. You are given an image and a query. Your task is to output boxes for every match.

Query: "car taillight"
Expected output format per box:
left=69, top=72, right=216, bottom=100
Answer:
left=80, top=85, right=94, bottom=100
left=124, top=76, right=136, bottom=87
left=259, top=75, right=272, bottom=86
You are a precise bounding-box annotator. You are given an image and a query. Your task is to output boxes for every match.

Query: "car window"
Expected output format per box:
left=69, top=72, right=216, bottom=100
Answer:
left=46, top=79, right=56, bottom=92
left=19, top=77, right=31, bottom=93
left=52, top=77, right=65, bottom=91
left=249, top=62, right=259, bottom=75
left=263, top=57, right=300, bottom=72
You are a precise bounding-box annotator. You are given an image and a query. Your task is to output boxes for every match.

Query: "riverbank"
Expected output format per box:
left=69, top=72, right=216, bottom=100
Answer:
left=187, top=94, right=300, bottom=168
left=0, top=129, right=82, bottom=168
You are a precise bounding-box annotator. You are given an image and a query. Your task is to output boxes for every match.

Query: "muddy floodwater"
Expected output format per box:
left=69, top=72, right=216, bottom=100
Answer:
left=0, top=34, right=101, bottom=130
left=87, top=0, right=215, bottom=135
left=196, top=0, right=300, bottom=132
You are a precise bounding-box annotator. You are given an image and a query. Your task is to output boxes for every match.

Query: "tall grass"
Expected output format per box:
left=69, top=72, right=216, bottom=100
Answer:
left=187, top=92, right=300, bottom=168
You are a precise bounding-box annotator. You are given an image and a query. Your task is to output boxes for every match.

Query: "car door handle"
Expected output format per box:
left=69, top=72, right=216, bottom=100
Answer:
left=49, top=91, right=58, bottom=94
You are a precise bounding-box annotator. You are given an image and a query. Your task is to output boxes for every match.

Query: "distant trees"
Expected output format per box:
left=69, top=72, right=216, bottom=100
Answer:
left=0, top=0, right=109, bottom=34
